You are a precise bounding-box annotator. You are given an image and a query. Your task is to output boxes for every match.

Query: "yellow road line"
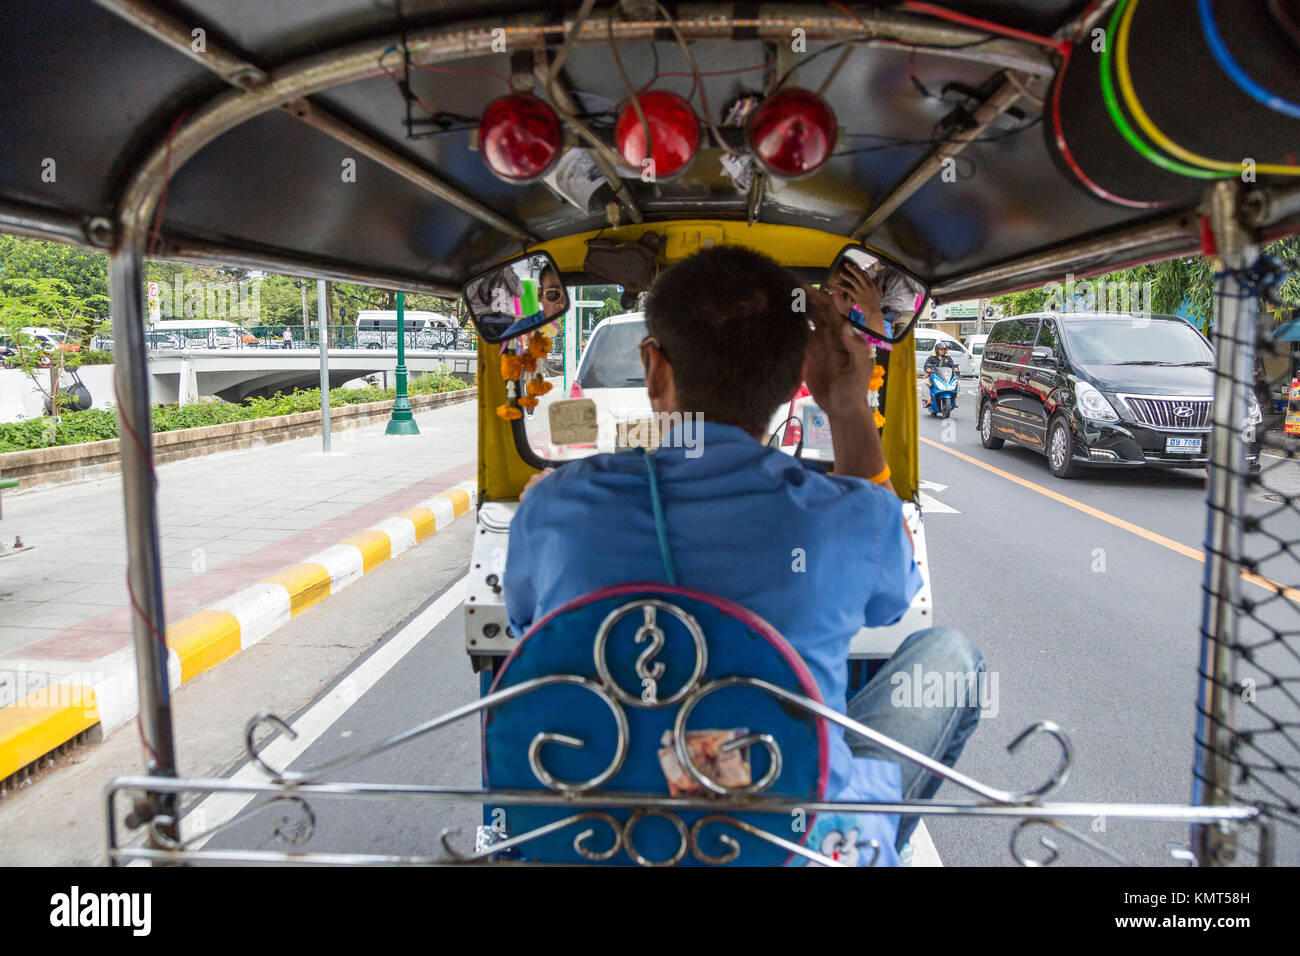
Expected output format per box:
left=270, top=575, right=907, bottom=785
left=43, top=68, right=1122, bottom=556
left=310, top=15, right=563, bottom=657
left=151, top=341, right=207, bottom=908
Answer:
left=920, top=436, right=1300, bottom=603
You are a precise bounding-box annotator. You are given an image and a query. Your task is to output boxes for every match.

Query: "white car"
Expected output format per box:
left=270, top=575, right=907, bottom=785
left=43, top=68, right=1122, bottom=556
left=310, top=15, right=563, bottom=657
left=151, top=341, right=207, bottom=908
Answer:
left=965, top=333, right=988, bottom=376
left=914, top=328, right=974, bottom=376
left=562, top=313, right=654, bottom=453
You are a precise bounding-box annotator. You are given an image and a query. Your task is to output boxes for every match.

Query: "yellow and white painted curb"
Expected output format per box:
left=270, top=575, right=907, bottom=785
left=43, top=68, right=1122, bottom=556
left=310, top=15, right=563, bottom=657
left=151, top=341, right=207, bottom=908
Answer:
left=0, top=480, right=476, bottom=781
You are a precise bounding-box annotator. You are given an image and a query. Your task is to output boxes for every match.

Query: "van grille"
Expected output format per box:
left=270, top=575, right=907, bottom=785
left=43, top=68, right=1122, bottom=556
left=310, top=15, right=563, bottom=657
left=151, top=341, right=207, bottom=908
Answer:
left=1119, top=395, right=1212, bottom=430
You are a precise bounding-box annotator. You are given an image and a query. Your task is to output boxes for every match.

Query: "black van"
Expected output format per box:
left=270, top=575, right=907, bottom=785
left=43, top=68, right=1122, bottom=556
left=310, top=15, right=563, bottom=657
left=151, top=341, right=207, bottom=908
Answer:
left=976, top=313, right=1261, bottom=479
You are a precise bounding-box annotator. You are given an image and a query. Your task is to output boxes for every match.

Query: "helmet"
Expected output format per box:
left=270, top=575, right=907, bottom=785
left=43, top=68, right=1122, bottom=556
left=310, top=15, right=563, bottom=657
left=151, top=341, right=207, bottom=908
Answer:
left=936, top=343, right=949, bottom=353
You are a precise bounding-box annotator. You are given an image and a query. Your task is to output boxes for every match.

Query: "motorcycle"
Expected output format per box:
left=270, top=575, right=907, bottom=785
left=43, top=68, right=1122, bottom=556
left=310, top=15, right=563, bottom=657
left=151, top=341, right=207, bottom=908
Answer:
left=926, top=365, right=959, bottom=419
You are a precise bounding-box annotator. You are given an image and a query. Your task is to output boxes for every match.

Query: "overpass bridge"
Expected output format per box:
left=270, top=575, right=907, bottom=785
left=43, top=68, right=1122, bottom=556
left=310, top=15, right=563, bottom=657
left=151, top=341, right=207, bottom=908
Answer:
left=148, top=347, right=477, bottom=403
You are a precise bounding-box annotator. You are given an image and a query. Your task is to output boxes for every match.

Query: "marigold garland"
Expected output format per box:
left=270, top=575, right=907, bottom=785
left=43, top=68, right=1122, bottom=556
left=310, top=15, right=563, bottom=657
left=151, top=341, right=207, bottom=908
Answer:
left=516, top=395, right=539, bottom=409
left=873, top=409, right=885, bottom=429
left=526, top=376, right=552, bottom=397
left=500, top=353, right=524, bottom=380
left=528, top=332, right=552, bottom=359
left=496, top=405, right=522, bottom=420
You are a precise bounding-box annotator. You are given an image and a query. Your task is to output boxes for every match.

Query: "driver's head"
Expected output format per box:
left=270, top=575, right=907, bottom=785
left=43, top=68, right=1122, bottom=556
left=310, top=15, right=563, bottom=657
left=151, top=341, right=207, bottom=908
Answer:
left=642, top=246, right=809, bottom=438
left=936, top=344, right=949, bottom=354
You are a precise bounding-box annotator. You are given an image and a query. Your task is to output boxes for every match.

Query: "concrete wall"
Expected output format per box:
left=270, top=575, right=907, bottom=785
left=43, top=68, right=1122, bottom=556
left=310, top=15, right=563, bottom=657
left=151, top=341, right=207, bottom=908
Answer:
left=0, top=365, right=125, bottom=424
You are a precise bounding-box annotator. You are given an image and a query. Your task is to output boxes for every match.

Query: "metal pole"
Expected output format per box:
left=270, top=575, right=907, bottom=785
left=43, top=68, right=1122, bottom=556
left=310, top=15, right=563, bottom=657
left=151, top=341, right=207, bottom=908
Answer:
left=316, top=279, right=331, bottom=453
left=108, top=231, right=179, bottom=846
left=386, top=291, right=419, bottom=435
left=1192, top=181, right=1256, bottom=865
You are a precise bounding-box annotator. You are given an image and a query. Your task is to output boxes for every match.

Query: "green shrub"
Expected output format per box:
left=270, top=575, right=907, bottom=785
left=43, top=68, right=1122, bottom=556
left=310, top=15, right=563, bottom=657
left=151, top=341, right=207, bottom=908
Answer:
left=0, top=369, right=474, bottom=453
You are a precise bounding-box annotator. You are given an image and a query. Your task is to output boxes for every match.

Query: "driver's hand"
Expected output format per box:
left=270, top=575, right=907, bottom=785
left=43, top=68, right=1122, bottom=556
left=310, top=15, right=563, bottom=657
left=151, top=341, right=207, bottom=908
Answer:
left=519, top=468, right=554, bottom=500
left=826, top=265, right=887, bottom=338
left=801, top=285, right=875, bottom=418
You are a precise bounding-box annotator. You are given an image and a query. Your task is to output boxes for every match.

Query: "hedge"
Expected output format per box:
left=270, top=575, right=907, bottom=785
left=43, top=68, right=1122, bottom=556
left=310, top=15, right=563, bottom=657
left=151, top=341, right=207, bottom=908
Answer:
left=0, top=369, right=471, bottom=453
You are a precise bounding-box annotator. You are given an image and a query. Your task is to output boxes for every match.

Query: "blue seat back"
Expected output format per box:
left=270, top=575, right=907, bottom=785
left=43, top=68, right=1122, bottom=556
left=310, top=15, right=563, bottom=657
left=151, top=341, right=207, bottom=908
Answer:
left=483, top=584, right=832, bottom=866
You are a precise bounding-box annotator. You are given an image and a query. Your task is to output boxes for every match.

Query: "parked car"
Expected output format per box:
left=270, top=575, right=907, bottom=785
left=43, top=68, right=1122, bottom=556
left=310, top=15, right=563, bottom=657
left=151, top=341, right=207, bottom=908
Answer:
left=977, top=312, right=1261, bottom=478
left=1, top=331, right=56, bottom=367
left=563, top=313, right=653, bottom=453
left=965, top=333, right=988, bottom=376
left=914, top=327, right=974, bottom=376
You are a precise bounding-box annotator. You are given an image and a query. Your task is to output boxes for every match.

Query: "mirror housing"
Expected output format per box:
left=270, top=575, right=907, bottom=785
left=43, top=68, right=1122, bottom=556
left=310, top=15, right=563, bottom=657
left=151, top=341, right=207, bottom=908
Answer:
left=824, top=244, right=929, bottom=346
left=1031, top=345, right=1056, bottom=365
left=462, top=251, right=569, bottom=345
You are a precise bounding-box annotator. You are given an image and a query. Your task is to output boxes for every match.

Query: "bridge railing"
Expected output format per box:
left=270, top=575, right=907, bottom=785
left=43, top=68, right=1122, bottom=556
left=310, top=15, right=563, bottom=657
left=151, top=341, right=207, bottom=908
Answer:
left=91, top=325, right=479, bottom=353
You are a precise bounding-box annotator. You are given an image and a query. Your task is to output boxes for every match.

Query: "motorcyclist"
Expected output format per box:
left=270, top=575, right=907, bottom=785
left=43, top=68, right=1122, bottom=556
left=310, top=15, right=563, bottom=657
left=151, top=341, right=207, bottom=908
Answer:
left=924, top=343, right=958, bottom=374
left=923, top=344, right=958, bottom=409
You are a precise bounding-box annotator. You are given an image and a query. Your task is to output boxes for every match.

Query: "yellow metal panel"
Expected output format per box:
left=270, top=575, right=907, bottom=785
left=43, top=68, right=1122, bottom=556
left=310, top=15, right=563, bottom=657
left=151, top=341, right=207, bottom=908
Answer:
left=883, top=328, right=919, bottom=503
left=480, top=341, right=542, bottom=501
left=0, top=685, right=100, bottom=780
left=263, top=563, right=332, bottom=616
left=479, top=221, right=919, bottom=501
left=531, top=220, right=851, bottom=273
left=166, top=608, right=243, bottom=682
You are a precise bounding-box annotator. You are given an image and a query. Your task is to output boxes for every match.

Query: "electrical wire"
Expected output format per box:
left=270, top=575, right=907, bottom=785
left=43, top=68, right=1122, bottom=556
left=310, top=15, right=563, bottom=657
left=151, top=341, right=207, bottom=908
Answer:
left=653, top=0, right=727, bottom=150
left=1116, top=0, right=1299, bottom=175
left=1097, top=1, right=1229, bottom=179
left=902, top=1, right=1072, bottom=55
left=608, top=11, right=653, bottom=164
left=1046, top=1, right=1167, bottom=208
left=1198, top=0, right=1300, bottom=121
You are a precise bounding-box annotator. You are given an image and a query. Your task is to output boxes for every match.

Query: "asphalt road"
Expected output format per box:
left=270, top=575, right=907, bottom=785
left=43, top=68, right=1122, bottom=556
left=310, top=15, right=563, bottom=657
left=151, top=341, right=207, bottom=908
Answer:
left=21, top=377, right=1295, bottom=867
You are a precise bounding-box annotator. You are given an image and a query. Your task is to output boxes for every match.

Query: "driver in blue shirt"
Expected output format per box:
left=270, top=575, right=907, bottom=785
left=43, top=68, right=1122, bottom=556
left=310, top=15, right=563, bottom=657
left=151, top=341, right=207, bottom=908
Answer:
left=505, top=245, right=983, bottom=865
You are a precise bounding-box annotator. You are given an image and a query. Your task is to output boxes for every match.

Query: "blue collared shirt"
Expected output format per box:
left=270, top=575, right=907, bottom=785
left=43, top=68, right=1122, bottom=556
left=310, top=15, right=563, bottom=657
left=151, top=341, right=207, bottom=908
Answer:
left=505, top=421, right=923, bottom=839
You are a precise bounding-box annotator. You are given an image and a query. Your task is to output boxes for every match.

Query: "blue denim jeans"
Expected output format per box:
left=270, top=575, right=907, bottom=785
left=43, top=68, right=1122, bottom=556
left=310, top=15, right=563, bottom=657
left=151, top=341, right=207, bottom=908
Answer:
left=845, top=626, right=985, bottom=850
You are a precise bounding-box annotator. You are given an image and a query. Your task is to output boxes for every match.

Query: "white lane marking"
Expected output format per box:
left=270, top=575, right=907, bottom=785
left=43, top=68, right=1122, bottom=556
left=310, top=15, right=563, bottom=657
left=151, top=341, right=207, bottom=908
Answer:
left=911, top=821, right=943, bottom=866
left=917, top=492, right=960, bottom=515
left=154, top=576, right=468, bottom=856
left=918, top=479, right=948, bottom=493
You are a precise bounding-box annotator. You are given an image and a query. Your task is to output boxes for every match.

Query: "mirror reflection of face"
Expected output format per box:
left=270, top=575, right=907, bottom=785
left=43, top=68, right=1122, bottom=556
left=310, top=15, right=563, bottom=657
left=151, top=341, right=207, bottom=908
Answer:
left=539, top=266, right=566, bottom=319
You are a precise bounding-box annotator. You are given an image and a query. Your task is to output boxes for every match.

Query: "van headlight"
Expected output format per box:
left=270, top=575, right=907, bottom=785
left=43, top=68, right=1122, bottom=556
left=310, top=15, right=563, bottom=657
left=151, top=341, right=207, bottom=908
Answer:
left=1246, top=392, right=1262, bottom=426
left=1075, top=380, right=1119, bottom=423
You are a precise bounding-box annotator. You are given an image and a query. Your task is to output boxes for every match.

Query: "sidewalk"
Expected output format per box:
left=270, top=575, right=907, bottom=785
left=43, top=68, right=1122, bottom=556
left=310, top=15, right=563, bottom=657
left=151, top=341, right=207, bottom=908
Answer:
left=0, top=400, right=478, bottom=778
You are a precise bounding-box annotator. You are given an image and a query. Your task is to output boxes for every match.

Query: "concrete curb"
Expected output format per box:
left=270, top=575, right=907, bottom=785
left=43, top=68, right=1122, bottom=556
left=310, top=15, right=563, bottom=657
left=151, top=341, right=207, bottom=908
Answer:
left=0, top=479, right=477, bottom=783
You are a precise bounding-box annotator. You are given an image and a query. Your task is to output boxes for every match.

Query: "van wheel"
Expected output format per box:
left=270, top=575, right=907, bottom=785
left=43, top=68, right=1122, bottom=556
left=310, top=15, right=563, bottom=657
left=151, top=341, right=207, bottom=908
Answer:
left=980, top=403, right=1004, bottom=449
left=1048, top=418, right=1082, bottom=479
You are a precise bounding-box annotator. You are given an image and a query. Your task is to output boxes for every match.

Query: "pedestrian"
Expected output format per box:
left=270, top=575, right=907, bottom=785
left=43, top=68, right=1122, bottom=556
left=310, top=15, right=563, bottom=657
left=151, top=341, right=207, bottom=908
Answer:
left=282, top=326, right=293, bottom=348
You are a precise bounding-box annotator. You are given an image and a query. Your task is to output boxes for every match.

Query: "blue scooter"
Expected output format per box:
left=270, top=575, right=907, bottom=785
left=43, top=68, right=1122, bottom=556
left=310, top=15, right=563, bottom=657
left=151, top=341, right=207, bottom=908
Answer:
left=926, top=365, right=959, bottom=419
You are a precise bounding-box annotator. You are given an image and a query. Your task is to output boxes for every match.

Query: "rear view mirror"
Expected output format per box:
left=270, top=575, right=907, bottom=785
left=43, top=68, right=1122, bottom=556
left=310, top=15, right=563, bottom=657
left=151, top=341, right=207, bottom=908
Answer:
left=462, top=251, right=569, bottom=345
left=825, top=244, right=928, bottom=346
left=1031, top=345, right=1056, bottom=364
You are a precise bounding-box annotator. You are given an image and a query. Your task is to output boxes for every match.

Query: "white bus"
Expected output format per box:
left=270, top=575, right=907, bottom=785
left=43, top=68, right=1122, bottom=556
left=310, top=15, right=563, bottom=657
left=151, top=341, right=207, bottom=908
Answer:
left=355, top=310, right=457, bottom=349
left=140, top=319, right=260, bottom=350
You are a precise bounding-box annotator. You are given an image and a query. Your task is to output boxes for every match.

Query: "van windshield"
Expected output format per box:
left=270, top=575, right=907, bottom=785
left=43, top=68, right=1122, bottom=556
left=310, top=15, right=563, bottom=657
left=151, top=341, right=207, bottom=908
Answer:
left=1063, top=318, right=1212, bottom=366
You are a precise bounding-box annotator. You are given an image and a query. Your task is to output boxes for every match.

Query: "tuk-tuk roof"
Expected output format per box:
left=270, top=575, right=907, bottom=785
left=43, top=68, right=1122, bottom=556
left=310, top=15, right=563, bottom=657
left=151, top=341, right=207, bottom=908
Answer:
left=1, top=1, right=1296, bottom=299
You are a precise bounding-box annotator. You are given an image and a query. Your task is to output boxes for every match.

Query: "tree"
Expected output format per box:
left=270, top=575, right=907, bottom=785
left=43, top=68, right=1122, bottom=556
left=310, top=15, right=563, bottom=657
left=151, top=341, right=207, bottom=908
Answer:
left=0, top=277, right=109, bottom=431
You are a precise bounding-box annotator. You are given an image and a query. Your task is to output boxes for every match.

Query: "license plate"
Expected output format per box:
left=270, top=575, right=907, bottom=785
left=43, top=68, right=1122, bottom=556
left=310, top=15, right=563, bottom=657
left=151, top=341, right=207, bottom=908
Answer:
left=1165, top=437, right=1203, bottom=455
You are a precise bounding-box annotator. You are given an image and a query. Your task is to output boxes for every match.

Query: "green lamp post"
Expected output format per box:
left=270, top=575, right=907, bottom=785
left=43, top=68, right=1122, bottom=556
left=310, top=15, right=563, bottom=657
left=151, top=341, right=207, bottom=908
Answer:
left=385, top=291, right=421, bottom=435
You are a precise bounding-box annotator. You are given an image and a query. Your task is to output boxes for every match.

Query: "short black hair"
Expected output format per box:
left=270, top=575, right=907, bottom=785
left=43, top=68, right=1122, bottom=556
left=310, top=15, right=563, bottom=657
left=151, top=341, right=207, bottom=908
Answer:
left=643, top=246, right=808, bottom=435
